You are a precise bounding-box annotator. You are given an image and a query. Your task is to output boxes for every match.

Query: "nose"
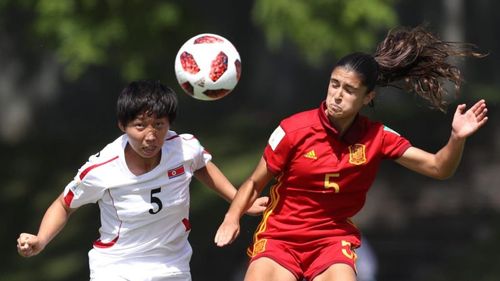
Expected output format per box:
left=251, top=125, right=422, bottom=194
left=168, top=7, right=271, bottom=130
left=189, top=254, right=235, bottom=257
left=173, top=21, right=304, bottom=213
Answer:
left=333, top=88, right=343, bottom=101
left=145, top=128, right=157, bottom=142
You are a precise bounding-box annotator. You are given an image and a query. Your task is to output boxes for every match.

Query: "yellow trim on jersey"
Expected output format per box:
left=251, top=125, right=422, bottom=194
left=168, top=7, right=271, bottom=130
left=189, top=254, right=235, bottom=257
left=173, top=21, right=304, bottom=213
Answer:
left=249, top=178, right=282, bottom=257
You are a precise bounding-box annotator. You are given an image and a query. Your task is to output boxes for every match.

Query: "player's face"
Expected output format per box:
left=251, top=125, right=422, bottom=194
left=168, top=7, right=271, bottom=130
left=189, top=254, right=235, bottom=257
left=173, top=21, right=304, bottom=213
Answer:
left=325, top=66, right=374, bottom=121
left=120, top=113, right=170, bottom=159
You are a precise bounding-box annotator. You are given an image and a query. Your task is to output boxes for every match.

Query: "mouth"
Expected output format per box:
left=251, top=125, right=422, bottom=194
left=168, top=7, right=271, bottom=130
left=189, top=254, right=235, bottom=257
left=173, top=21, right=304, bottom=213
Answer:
left=142, top=146, right=158, bottom=155
left=329, top=104, right=342, bottom=113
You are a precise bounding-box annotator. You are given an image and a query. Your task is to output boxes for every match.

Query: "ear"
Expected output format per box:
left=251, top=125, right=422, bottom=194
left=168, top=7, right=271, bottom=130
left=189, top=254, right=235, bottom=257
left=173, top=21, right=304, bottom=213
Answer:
left=118, top=122, right=126, bottom=132
left=363, top=91, right=375, bottom=105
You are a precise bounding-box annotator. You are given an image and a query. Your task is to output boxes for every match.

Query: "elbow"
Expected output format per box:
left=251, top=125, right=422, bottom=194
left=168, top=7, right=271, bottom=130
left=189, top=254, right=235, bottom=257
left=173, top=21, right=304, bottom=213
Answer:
left=433, top=174, right=452, bottom=181
left=431, top=169, right=455, bottom=180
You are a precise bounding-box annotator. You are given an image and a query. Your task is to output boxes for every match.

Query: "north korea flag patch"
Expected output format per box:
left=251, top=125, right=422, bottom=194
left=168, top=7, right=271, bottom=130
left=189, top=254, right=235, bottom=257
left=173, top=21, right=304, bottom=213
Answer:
left=168, top=165, right=185, bottom=179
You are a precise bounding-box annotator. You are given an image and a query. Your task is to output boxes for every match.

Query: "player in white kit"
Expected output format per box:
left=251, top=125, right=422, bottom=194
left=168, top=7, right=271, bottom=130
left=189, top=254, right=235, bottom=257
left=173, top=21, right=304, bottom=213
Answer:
left=17, top=80, right=268, bottom=281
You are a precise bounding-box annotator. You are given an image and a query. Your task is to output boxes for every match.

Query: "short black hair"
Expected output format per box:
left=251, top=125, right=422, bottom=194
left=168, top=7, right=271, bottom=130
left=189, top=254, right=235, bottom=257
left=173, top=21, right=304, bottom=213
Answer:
left=116, top=80, right=178, bottom=126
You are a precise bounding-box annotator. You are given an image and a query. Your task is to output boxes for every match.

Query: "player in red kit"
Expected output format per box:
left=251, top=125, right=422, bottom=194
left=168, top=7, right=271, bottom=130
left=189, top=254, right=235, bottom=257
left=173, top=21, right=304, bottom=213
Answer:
left=214, top=26, right=488, bottom=281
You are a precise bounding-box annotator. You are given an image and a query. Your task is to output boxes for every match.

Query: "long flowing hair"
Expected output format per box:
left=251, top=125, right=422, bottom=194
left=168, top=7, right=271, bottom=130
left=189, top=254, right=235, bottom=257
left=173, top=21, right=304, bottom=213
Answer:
left=335, top=26, right=486, bottom=112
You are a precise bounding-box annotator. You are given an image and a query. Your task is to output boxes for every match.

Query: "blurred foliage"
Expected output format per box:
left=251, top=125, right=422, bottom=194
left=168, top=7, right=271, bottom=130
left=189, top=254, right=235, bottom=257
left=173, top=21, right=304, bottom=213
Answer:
left=253, top=0, right=397, bottom=63
left=1, top=1, right=499, bottom=281
left=30, top=0, right=181, bottom=79
left=0, top=0, right=397, bottom=80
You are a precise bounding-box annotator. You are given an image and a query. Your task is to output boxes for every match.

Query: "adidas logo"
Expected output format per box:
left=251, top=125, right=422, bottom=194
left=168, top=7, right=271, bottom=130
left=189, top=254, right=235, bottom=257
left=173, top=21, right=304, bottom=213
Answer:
left=304, top=150, right=317, bottom=160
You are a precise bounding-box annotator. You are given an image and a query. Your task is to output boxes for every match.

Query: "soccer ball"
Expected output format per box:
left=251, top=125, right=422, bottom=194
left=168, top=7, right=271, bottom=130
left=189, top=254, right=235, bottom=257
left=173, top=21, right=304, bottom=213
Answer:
left=174, top=33, right=242, bottom=101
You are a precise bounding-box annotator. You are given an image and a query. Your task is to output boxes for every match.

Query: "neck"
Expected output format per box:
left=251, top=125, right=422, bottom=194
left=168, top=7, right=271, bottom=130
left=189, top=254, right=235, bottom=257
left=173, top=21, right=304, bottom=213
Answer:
left=326, top=111, right=356, bottom=137
left=124, top=145, right=161, bottom=176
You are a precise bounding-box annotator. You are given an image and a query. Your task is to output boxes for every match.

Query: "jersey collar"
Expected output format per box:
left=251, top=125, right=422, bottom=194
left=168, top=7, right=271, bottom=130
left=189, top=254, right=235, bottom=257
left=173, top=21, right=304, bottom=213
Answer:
left=318, top=101, right=365, bottom=144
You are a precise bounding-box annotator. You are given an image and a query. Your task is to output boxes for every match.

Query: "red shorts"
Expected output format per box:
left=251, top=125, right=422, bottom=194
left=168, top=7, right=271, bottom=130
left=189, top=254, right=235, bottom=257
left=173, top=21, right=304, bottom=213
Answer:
left=248, top=236, right=359, bottom=280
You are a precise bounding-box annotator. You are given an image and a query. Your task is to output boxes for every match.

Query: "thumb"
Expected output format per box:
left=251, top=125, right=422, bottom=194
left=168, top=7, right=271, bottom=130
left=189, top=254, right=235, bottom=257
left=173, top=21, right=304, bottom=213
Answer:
left=455, top=103, right=466, bottom=115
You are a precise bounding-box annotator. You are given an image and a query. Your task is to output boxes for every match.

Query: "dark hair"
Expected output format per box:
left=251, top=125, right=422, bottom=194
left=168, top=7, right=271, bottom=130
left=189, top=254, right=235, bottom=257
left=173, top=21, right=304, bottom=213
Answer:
left=116, top=80, right=178, bottom=126
left=334, top=26, right=485, bottom=112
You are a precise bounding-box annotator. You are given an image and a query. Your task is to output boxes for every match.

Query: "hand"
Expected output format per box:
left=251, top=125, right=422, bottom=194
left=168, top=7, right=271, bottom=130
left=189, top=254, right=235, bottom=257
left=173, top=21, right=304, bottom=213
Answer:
left=214, top=218, right=240, bottom=247
left=17, top=233, right=44, bottom=257
left=245, top=196, right=269, bottom=216
left=451, top=99, right=488, bottom=139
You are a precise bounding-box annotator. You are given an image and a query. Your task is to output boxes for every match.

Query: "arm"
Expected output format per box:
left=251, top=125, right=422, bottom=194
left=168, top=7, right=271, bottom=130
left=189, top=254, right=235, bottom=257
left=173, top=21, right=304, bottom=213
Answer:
left=214, top=157, right=274, bottom=247
left=194, top=161, right=237, bottom=202
left=194, top=161, right=269, bottom=215
left=395, top=99, right=488, bottom=179
left=17, top=193, right=74, bottom=257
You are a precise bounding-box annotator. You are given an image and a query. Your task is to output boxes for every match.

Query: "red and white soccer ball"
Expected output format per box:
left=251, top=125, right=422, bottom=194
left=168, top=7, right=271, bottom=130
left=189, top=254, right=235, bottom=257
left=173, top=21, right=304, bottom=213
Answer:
left=174, top=33, right=242, bottom=101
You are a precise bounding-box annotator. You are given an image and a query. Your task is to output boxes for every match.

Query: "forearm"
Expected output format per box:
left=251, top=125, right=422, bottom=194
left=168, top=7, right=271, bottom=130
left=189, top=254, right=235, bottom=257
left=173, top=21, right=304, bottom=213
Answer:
left=214, top=157, right=272, bottom=246
left=433, top=99, right=488, bottom=178
left=36, top=194, right=73, bottom=247
left=224, top=157, right=272, bottom=220
left=434, top=132, right=466, bottom=179
left=223, top=179, right=260, bottom=221
left=195, top=162, right=236, bottom=202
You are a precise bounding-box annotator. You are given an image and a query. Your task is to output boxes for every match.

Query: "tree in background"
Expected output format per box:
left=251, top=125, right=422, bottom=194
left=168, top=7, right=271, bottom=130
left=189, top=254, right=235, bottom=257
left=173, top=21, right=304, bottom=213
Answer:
left=0, top=0, right=396, bottom=81
left=1, top=1, right=499, bottom=281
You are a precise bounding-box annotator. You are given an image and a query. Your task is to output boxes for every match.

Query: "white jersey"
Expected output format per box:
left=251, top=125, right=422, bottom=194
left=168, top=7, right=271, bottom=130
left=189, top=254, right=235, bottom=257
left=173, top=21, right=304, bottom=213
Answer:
left=63, top=130, right=211, bottom=279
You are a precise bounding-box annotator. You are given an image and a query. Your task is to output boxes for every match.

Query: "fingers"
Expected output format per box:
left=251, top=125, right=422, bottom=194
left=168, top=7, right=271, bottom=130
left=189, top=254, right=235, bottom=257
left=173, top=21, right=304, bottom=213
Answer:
left=214, top=230, right=231, bottom=247
left=259, top=196, right=270, bottom=207
left=214, top=225, right=239, bottom=247
left=469, top=100, right=488, bottom=127
left=470, top=99, right=486, bottom=116
left=457, top=99, right=487, bottom=116
left=17, top=233, right=32, bottom=248
left=255, top=196, right=270, bottom=212
left=17, top=233, right=36, bottom=257
left=456, top=100, right=488, bottom=122
left=477, top=113, right=489, bottom=128
left=214, top=230, right=228, bottom=247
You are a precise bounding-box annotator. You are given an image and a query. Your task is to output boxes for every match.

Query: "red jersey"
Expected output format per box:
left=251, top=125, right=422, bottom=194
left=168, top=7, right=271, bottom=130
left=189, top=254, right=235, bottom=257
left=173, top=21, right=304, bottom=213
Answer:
left=253, top=102, right=411, bottom=249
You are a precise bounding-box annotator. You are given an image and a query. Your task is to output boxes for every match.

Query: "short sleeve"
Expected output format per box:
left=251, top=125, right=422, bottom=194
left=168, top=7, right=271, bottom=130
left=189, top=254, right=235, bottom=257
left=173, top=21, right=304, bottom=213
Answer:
left=264, top=125, right=293, bottom=174
left=63, top=174, right=106, bottom=209
left=193, top=149, right=212, bottom=171
left=62, top=152, right=115, bottom=208
left=381, top=126, right=412, bottom=159
left=182, top=134, right=212, bottom=171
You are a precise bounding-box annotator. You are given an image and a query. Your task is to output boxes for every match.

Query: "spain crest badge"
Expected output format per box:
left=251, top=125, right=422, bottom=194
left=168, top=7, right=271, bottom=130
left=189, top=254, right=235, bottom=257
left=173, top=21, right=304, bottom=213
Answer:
left=348, top=144, right=366, bottom=165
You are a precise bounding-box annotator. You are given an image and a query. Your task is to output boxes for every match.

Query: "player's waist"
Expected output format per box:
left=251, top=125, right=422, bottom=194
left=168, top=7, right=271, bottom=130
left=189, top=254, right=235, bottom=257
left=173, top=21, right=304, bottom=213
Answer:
left=257, top=218, right=359, bottom=241
left=91, top=237, right=192, bottom=257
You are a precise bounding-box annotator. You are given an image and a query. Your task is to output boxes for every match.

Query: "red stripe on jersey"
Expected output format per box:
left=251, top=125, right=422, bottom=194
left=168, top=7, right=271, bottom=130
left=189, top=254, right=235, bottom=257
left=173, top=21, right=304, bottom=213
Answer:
left=166, top=135, right=179, bottom=141
left=64, top=190, right=74, bottom=207
left=79, top=156, right=119, bottom=180
left=182, top=218, right=191, bottom=231
left=93, top=235, right=119, bottom=248
left=94, top=190, right=122, bottom=248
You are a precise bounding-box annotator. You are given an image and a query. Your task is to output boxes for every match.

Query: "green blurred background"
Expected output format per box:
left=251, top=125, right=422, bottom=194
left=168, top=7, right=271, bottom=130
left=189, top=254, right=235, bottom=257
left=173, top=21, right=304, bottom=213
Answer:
left=1, top=0, right=499, bottom=280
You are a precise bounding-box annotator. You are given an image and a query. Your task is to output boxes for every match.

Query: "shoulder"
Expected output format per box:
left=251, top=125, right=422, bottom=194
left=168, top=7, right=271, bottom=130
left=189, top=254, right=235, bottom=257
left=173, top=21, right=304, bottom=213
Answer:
left=280, top=108, right=320, bottom=133
left=164, top=131, right=205, bottom=152
left=358, top=116, right=411, bottom=154
left=357, top=115, right=398, bottom=135
left=165, top=131, right=201, bottom=145
left=78, top=136, right=123, bottom=181
left=267, top=108, right=319, bottom=151
left=90, top=135, right=124, bottom=160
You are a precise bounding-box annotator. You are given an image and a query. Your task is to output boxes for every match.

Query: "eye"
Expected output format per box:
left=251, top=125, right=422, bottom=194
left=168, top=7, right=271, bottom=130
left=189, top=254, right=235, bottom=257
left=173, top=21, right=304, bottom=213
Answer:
left=133, top=122, right=145, bottom=130
left=154, top=121, right=165, bottom=130
left=330, top=79, right=339, bottom=88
